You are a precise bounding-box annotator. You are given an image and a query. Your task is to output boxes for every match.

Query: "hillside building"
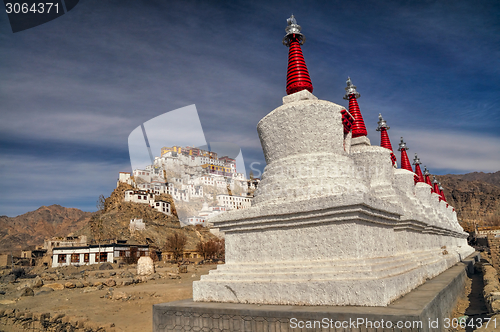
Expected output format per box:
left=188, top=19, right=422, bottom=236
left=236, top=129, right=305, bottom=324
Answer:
left=216, top=194, right=252, bottom=210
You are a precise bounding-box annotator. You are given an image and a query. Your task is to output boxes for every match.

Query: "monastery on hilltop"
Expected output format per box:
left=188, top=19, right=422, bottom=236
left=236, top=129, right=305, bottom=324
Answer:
left=117, top=145, right=255, bottom=227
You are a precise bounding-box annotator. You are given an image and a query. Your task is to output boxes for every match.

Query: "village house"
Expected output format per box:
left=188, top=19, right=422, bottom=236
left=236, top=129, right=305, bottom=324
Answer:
left=162, top=248, right=203, bottom=262
left=51, top=243, right=149, bottom=268
left=44, top=235, right=87, bottom=255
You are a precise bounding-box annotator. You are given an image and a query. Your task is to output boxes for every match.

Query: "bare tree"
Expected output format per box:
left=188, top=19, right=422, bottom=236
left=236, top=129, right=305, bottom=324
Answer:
left=197, top=238, right=225, bottom=260
left=164, top=232, right=187, bottom=262
left=90, top=194, right=106, bottom=263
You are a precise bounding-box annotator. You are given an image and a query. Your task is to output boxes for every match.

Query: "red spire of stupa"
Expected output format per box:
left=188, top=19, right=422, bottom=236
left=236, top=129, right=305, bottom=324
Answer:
left=423, top=166, right=433, bottom=187
left=432, top=176, right=440, bottom=195
left=398, top=137, right=413, bottom=172
left=438, top=183, right=447, bottom=203
left=283, top=15, right=313, bottom=95
left=376, top=113, right=397, bottom=166
left=343, top=78, right=367, bottom=138
left=412, top=153, right=424, bottom=183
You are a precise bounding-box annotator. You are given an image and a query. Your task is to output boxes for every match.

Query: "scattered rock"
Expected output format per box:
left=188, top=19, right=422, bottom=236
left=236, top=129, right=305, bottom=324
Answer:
left=99, top=262, right=113, bottom=270
left=19, top=287, right=34, bottom=297
left=0, top=290, right=5, bottom=295
left=64, top=282, right=76, bottom=289
left=179, top=265, right=188, bottom=273
left=0, top=274, right=16, bottom=284
left=121, top=278, right=133, bottom=286
left=32, top=276, right=44, bottom=288
left=75, top=281, right=84, bottom=288
left=112, top=291, right=127, bottom=300
left=42, top=283, right=65, bottom=291
left=137, top=257, right=155, bottom=276
left=104, top=278, right=116, bottom=287
left=109, top=271, right=116, bottom=276
left=121, top=271, right=134, bottom=278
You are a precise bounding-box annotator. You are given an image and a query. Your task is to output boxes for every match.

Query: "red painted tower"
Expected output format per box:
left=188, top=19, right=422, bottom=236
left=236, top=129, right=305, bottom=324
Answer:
left=283, top=15, right=313, bottom=95
left=432, top=176, right=440, bottom=195
left=376, top=113, right=397, bottom=166
left=423, top=166, right=433, bottom=187
left=343, top=78, right=367, bottom=138
left=412, top=153, right=424, bottom=183
left=438, top=183, right=448, bottom=203
left=398, top=137, right=413, bottom=172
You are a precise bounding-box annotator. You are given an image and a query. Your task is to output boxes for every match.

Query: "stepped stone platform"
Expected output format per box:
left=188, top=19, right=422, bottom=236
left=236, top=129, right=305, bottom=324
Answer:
left=153, top=252, right=479, bottom=332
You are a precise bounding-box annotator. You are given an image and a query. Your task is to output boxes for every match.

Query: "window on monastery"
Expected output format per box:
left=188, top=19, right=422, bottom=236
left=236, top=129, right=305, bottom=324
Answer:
left=84, top=253, right=89, bottom=263
left=58, top=254, right=66, bottom=263
left=71, top=254, right=79, bottom=263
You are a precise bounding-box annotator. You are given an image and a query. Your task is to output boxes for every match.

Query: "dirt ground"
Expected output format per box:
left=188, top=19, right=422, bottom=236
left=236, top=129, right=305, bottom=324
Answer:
left=0, top=263, right=218, bottom=332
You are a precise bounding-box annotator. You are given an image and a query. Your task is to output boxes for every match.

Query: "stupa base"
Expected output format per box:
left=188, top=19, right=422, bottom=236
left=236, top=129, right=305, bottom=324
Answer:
left=154, top=252, right=478, bottom=332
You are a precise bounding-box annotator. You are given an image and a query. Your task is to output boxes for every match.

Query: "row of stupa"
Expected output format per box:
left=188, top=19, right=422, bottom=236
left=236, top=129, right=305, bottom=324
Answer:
left=286, top=14, right=448, bottom=204
left=192, top=15, right=473, bottom=307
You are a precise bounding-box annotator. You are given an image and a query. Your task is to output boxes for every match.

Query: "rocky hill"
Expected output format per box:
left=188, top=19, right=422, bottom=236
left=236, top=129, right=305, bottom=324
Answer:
left=442, top=171, right=500, bottom=188
left=437, top=172, right=500, bottom=231
left=0, top=205, right=91, bottom=253
left=74, top=183, right=217, bottom=250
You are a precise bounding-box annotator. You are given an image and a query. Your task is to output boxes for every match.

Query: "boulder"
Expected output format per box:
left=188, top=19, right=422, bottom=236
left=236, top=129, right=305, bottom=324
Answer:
left=121, top=278, right=133, bottom=286
left=75, top=281, right=84, bottom=288
left=121, top=271, right=135, bottom=278
left=32, top=276, right=44, bottom=288
left=64, top=282, right=76, bottom=289
left=104, top=278, right=116, bottom=287
left=99, top=262, right=113, bottom=270
left=19, top=287, right=34, bottom=297
left=42, top=283, right=65, bottom=291
left=137, top=257, right=155, bottom=276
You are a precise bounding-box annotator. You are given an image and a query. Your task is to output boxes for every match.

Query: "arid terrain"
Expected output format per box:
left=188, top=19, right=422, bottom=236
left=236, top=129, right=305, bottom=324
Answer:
left=0, top=261, right=218, bottom=331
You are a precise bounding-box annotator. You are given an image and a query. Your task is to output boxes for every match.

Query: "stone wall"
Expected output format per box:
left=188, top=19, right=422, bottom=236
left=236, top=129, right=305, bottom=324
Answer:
left=487, top=234, right=500, bottom=273
left=0, top=309, right=117, bottom=332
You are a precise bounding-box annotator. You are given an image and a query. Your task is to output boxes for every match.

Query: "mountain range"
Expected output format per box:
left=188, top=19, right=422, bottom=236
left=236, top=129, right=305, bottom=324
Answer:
left=1, top=171, right=498, bottom=253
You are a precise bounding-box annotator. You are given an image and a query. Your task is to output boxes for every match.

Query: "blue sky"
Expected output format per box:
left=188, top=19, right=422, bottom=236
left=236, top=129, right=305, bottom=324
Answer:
left=1, top=0, right=499, bottom=217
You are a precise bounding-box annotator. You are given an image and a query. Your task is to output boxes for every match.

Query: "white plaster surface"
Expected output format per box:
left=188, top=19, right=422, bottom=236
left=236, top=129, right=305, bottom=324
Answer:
left=193, top=92, right=475, bottom=306
left=137, top=256, right=155, bottom=276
